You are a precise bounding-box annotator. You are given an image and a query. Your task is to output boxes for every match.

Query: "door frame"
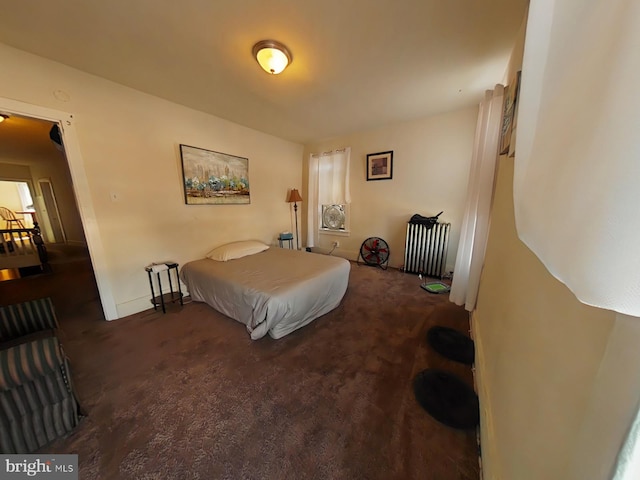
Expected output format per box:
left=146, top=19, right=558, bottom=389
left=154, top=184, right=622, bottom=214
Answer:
left=37, top=178, right=67, bottom=243
left=0, top=96, right=118, bottom=320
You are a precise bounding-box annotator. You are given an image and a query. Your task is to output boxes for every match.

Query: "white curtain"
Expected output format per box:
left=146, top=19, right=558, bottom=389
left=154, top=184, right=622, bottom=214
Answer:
left=449, top=86, right=505, bottom=311
left=306, top=147, right=351, bottom=248
left=513, top=0, right=640, bottom=317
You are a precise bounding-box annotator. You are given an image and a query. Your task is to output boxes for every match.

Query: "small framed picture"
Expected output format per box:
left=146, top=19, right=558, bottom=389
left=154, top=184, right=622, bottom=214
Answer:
left=366, top=151, right=393, bottom=181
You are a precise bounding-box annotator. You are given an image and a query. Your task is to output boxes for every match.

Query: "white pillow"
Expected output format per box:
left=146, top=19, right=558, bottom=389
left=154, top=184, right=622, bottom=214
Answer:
left=206, top=240, right=269, bottom=261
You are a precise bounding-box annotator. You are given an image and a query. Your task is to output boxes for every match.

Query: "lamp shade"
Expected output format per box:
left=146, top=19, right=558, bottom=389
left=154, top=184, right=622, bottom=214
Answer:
left=252, top=40, right=292, bottom=75
left=287, top=189, right=303, bottom=203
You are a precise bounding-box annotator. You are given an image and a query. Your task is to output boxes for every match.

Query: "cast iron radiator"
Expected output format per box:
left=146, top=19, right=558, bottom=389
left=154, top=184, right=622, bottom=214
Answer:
left=403, top=221, right=451, bottom=278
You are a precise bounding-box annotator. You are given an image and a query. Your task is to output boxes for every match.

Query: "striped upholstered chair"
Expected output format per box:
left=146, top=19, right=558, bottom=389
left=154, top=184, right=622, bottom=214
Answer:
left=0, top=335, right=83, bottom=453
left=0, top=297, right=59, bottom=344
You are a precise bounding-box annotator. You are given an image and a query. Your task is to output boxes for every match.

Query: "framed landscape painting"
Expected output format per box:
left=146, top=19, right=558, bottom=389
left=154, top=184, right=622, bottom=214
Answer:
left=366, top=151, right=393, bottom=181
left=179, top=144, right=250, bottom=205
left=499, top=70, right=521, bottom=155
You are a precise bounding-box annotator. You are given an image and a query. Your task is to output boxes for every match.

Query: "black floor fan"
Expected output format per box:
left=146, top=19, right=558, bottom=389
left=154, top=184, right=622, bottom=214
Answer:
left=357, top=237, right=390, bottom=270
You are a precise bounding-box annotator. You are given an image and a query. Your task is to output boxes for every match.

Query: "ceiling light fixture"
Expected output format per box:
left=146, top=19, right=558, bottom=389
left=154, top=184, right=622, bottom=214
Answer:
left=0, top=114, right=9, bottom=123
left=252, top=40, right=292, bottom=75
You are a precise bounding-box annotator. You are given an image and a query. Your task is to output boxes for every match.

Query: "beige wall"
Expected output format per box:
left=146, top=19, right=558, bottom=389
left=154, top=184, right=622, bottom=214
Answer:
left=473, top=12, right=640, bottom=480
left=0, top=43, right=303, bottom=318
left=303, top=106, right=478, bottom=271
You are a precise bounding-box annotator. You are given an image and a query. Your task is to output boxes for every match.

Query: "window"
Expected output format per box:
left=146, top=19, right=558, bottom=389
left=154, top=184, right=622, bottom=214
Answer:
left=321, top=204, right=347, bottom=231
left=307, top=147, right=351, bottom=247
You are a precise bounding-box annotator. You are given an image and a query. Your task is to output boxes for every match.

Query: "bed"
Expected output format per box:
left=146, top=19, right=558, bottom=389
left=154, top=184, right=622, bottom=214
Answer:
left=179, top=242, right=351, bottom=340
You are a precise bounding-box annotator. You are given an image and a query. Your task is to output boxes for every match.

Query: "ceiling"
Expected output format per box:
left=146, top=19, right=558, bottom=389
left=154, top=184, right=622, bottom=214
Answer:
left=0, top=0, right=529, bottom=144
left=0, top=115, right=57, bottom=158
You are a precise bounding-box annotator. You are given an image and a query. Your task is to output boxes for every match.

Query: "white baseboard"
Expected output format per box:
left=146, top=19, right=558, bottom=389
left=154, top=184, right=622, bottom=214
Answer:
left=115, top=295, right=151, bottom=319
left=307, top=247, right=359, bottom=263
left=114, top=282, right=189, bottom=319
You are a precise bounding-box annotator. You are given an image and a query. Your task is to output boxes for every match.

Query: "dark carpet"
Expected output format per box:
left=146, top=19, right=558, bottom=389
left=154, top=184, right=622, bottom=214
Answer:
left=1, top=249, right=479, bottom=479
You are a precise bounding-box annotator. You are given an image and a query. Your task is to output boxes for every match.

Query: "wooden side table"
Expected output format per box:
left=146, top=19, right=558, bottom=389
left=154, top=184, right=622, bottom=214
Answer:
left=145, top=262, right=183, bottom=313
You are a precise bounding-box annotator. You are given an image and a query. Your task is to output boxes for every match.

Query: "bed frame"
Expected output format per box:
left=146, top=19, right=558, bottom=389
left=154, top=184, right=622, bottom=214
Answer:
left=0, top=224, right=48, bottom=271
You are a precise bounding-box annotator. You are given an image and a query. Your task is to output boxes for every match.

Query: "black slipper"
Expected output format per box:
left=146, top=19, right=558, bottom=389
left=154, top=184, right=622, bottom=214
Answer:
left=427, top=326, right=475, bottom=365
left=413, top=369, right=479, bottom=430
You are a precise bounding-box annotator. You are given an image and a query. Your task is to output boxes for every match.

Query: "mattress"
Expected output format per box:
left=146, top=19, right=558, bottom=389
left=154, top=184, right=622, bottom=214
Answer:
left=179, top=248, right=351, bottom=339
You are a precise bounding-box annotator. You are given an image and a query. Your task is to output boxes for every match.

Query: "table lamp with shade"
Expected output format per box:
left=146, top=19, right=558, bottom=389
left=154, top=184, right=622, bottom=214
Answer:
left=287, top=188, right=303, bottom=250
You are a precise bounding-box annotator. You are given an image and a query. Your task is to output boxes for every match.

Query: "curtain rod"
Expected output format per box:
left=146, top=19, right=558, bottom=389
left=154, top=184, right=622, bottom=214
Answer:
left=311, top=147, right=347, bottom=157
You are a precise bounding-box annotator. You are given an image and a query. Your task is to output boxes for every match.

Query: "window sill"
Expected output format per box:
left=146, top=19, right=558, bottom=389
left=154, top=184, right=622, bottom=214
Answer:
left=320, top=229, right=350, bottom=237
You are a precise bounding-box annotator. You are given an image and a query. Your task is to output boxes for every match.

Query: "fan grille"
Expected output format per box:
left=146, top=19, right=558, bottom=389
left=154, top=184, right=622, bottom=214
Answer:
left=322, top=205, right=345, bottom=230
left=358, top=237, right=390, bottom=269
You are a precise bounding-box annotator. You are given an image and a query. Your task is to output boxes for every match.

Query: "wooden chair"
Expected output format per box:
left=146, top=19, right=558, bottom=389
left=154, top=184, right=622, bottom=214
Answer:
left=0, top=207, right=26, bottom=230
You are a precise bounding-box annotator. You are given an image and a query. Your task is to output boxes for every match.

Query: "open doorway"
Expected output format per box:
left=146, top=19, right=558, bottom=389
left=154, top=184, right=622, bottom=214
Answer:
left=0, top=178, right=67, bottom=243
left=0, top=111, right=100, bottom=311
left=0, top=97, right=117, bottom=320
left=38, top=179, right=66, bottom=243
left=0, top=180, right=36, bottom=228
left=0, top=115, right=82, bottom=246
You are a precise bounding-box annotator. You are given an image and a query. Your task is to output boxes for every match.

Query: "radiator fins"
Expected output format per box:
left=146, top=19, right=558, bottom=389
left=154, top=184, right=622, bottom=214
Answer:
left=403, top=222, right=451, bottom=278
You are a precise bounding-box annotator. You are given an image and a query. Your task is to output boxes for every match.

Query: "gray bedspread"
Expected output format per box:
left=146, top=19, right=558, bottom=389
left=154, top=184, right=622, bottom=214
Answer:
left=179, top=248, right=351, bottom=339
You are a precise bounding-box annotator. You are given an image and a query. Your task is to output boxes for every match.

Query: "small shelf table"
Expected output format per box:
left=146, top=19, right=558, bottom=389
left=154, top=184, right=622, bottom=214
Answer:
left=145, top=262, right=183, bottom=313
left=278, top=233, right=294, bottom=249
